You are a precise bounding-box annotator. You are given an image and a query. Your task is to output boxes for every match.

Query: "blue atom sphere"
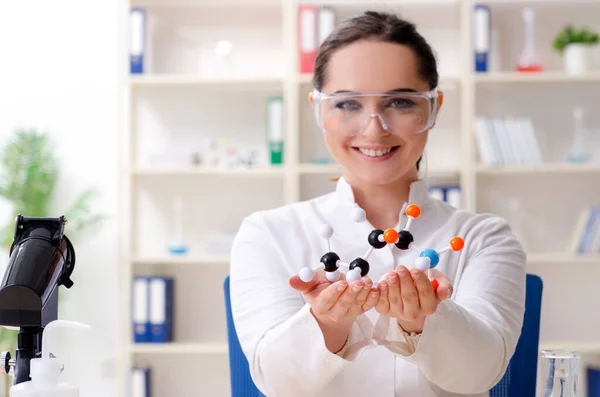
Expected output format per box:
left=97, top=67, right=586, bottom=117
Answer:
left=419, top=248, right=440, bottom=268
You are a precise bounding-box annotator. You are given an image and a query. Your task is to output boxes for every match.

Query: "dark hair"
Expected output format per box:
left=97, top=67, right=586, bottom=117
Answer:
left=313, top=11, right=440, bottom=171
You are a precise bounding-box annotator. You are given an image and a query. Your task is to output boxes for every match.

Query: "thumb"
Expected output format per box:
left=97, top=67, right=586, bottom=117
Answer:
left=289, top=274, right=316, bottom=293
left=436, top=284, right=453, bottom=300
left=429, top=268, right=453, bottom=300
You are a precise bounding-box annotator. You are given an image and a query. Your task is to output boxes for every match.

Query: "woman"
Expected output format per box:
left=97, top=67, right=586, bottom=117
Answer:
left=230, top=10, right=526, bottom=397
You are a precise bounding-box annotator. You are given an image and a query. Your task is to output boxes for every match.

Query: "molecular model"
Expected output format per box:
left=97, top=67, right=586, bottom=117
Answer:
left=297, top=204, right=465, bottom=290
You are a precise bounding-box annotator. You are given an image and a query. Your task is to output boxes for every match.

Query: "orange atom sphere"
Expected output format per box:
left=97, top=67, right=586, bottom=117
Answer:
left=431, top=279, right=439, bottom=292
left=450, top=236, right=465, bottom=251
left=383, top=228, right=398, bottom=244
left=405, top=204, right=421, bottom=218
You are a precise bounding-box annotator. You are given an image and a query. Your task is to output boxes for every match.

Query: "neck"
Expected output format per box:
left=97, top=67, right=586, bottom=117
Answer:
left=344, top=168, right=419, bottom=230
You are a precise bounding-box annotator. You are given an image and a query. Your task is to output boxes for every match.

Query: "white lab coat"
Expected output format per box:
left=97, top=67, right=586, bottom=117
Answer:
left=230, top=177, right=526, bottom=397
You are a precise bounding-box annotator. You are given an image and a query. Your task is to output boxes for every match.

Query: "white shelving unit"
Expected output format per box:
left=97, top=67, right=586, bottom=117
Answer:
left=118, top=0, right=600, bottom=395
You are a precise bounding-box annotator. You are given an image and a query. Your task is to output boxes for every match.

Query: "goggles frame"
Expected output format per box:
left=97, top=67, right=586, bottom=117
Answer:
left=309, top=87, right=442, bottom=136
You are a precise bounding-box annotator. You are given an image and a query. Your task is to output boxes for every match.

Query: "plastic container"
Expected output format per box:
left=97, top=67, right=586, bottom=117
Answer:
left=10, top=320, right=91, bottom=397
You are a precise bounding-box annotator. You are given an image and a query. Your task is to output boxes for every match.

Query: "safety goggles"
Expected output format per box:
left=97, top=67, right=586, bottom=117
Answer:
left=309, top=88, right=441, bottom=136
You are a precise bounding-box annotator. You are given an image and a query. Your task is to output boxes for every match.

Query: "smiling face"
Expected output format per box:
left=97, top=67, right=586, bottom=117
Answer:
left=313, top=39, right=441, bottom=187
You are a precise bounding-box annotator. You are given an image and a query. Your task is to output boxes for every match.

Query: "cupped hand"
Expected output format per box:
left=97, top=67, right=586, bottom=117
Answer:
left=289, top=269, right=379, bottom=326
left=375, top=265, right=453, bottom=333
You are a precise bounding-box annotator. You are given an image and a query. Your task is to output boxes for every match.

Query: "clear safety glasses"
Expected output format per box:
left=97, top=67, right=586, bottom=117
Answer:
left=310, top=88, right=441, bottom=136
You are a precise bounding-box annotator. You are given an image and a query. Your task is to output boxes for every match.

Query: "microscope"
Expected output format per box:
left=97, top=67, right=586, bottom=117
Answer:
left=0, top=215, right=75, bottom=386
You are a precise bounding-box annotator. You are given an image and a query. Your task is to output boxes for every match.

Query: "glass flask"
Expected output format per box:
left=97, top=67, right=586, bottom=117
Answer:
left=538, top=350, right=580, bottom=397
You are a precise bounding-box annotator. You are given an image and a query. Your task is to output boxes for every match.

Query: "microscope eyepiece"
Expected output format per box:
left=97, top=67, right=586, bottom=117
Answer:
left=0, top=214, right=77, bottom=385
left=0, top=215, right=75, bottom=328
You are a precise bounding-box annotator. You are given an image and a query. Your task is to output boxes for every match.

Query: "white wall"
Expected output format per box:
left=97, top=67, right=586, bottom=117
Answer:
left=0, top=1, right=120, bottom=395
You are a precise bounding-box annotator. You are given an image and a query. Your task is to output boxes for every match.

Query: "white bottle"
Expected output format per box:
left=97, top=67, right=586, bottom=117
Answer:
left=10, top=320, right=91, bottom=397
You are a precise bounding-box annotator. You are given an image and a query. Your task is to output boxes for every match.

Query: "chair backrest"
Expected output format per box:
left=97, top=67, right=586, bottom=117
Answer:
left=490, top=273, right=544, bottom=397
left=223, top=276, right=266, bottom=397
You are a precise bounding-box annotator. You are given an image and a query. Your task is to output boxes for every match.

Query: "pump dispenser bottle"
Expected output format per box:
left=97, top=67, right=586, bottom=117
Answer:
left=10, top=320, right=91, bottom=397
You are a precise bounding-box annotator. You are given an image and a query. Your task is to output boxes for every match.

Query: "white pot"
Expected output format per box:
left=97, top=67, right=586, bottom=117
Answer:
left=563, top=43, right=591, bottom=75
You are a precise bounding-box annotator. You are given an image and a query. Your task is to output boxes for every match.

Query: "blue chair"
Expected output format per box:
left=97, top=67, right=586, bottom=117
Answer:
left=224, top=274, right=543, bottom=397
left=490, top=273, right=544, bottom=397
left=224, top=276, right=266, bottom=397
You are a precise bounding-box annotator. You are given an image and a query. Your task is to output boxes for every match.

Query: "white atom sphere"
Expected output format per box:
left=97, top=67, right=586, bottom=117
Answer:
left=415, top=257, right=431, bottom=271
left=352, top=207, right=366, bottom=223
left=326, top=269, right=341, bottom=282
left=299, top=267, right=314, bottom=282
left=318, top=224, right=334, bottom=238
left=346, top=269, right=362, bottom=283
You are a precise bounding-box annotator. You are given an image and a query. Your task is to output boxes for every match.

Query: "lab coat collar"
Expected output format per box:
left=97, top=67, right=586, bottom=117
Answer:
left=334, top=176, right=432, bottom=210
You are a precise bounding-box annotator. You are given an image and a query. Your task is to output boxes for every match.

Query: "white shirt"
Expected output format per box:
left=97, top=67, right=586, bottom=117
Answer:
left=230, top=177, right=526, bottom=397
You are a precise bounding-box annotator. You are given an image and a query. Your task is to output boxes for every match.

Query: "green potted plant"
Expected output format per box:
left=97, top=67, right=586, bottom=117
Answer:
left=0, top=128, right=105, bottom=392
left=553, top=24, right=599, bottom=75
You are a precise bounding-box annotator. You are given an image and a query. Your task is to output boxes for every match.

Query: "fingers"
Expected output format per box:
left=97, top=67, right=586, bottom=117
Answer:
left=411, top=269, right=437, bottom=315
left=290, top=268, right=330, bottom=293
left=375, top=279, right=390, bottom=314
left=429, top=268, right=454, bottom=300
left=397, top=266, right=420, bottom=321
left=289, top=274, right=318, bottom=294
left=349, top=277, right=373, bottom=316
left=385, top=271, right=403, bottom=313
left=362, top=287, right=380, bottom=312
left=311, top=280, right=347, bottom=315
left=328, top=279, right=365, bottom=322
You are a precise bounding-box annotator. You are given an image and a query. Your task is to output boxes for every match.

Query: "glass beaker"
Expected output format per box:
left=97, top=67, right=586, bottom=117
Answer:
left=538, top=350, right=580, bottom=397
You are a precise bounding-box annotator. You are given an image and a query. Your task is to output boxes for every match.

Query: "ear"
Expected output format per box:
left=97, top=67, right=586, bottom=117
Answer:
left=308, top=91, right=314, bottom=105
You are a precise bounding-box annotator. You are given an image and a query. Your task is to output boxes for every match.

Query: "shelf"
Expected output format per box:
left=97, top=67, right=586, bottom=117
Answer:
left=128, top=74, right=283, bottom=90
left=130, top=342, right=228, bottom=355
left=479, top=0, right=600, bottom=5
left=420, top=167, right=462, bottom=180
left=297, top=73, right=463, bottom=88
left=476, top=163, right=600, bottom=175
left=119, top=1, right=600, bottom=395
left=528, top=253, right=600, bottom=265
left=131, top=165, right=286, bottom=177
left=298, top=0, right=458, bottom=5
left=474, top=72, right=600, bottom=83
left=296, top=164, right=461, bottom=180
left=131, top=0, right=280, bottom=6
left=132, top=252, right=599, bottom=266
left=297, top=164, right=341, bottom=174
left=539, top=340, right=600, bottom=354
left=132, top=255, right=230, bottom=265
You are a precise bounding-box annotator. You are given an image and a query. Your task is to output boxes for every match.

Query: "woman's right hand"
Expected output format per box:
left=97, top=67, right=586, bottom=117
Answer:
left=289, top=269, right=379, bottom=326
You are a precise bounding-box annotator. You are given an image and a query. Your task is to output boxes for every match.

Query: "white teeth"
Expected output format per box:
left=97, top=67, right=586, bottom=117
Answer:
left=358, top=147, right=392, bottom=157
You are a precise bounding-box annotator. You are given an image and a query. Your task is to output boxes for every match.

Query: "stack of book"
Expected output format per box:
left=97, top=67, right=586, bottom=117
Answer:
left=474, top=117, right=543, bottom=166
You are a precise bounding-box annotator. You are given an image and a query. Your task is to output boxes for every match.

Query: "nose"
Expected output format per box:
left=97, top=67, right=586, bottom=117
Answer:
left=361, top=113, right=390, bottom=137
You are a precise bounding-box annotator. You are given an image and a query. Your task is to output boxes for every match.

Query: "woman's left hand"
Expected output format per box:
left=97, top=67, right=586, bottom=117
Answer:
left=374, top=265, right=453, bottom=334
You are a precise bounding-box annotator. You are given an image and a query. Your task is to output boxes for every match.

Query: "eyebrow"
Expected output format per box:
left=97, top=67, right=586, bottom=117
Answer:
left=332, top=88, right=418, bottom=95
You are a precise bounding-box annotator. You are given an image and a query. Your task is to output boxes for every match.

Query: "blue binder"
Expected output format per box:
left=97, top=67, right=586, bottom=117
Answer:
left=473, top=4, right=490, bottom=72
left=131, top=367, right=151, bottom=397
left=444, top=185, right=461, bottom=207
left=130, top=7, right=146, bottom=74
left=149, top=276, right=174, bottom=343
left=132, top=276, right=151, bottom=343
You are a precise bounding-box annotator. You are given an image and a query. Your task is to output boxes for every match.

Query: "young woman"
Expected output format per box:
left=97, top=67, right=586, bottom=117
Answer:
left=230, top=10, right=526, bottom=397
